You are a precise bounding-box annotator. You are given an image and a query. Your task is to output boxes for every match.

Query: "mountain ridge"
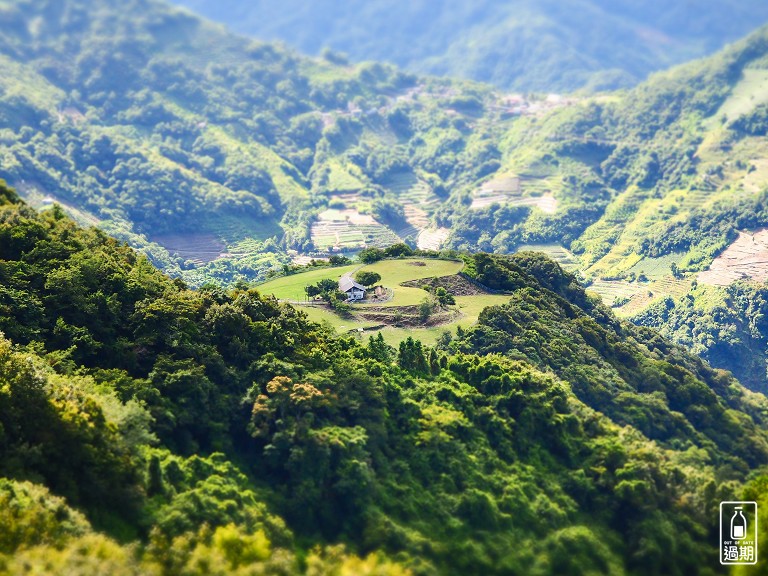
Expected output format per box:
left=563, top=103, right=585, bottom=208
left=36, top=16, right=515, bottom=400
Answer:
left=171, top=0, right=768, bottom=92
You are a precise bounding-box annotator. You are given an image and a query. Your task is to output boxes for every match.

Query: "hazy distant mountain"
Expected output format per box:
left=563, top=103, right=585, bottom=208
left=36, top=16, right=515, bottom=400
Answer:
left=171, top=0, right=768, bottom=92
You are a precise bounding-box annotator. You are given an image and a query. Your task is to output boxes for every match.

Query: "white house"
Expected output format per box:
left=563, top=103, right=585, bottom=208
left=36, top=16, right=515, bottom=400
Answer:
left=339, top=277, right=366, bottom=301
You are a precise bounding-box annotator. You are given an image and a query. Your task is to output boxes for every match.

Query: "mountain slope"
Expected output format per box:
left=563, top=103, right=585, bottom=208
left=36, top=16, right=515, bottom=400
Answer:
left=8, top=0, right=768, bottom=393
left=0, top=0, right=514, bottom=287
left=171, top=0, right=768, bottom=92
left=2, top=181, right=768, bottom=573
left=433, top=25, right=768, bottom=391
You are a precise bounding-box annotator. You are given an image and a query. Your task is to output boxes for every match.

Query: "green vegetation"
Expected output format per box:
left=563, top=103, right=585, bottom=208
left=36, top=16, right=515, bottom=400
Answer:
left=255, top=264, right=357, bottom=301
left=257, top=257, right=474, bottom=345
left=0, top=0, right=519, bottom=288
left=354, top=270, right=381, bottom=287
left=358, top=259, right=463, bottom=305
left=2, top=182, right=768, bottom=574
left=633, top=282, right=768, bottom=393
left=173, top=0, right=768, bottom=92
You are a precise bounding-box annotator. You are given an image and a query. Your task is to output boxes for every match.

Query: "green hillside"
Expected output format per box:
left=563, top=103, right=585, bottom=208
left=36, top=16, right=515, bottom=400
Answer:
left=444, top=25, right=768, bottom=391
left=2, top=180, right=768, bottom=574
left=256, top=255, right=511, bottom=346
left=171, top=0, right=768, bottom=92
left=7, top=0, right=768, bottom=392
left=0, top=0, right=511, bottom=287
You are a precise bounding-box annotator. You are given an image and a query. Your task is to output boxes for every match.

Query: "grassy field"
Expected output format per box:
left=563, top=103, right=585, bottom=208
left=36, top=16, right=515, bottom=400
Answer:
left=626, top=253, right=684, bottom=280
left=256, top=264, right=358, bottom=300
left=374, top=293, right=513, bottom=346
left=356, top=259, right=464, bottom=306
left=300, top=293, right=512, bottom=346
left=257, top=258, right=508, bottom=345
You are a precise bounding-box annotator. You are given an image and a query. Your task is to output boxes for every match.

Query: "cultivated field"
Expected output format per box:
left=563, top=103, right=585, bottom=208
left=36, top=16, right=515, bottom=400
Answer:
left=311, top=208, right=400, bottom=251
left=470, top=175, right=558, bottom=213
left=626, top=253, right=684, bottom=280
left=384, top=172, right=438, bottom=238
left=417, top=227, right=451, bottom=251
left=587, top=280, right=645, bottom=305
left=515, top=244, right=579, bottom=269
left=698, top=229, right=768, bottom=286
left=151, top=233, right=227, bottom=264
left=615, top=277, right=692, bottom=316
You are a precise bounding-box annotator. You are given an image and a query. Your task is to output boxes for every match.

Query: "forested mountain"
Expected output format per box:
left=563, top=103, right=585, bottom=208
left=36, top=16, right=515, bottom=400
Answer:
left=7, top=0, right=768, bottom=394
left=0, top=0, right=514, bottom=287
left=2, top=180, right=768, bottom=574
left=172, top=0, right=768, bottom=92
left=375, top=21, right=768, bottom=394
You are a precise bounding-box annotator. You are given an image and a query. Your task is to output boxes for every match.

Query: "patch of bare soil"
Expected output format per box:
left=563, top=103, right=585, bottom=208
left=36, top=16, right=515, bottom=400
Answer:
left=357, top=308, right=460, bottom=328
left=400, top=274, right=486, bottom=296
left=151, top=233, right=226, bottom=264
left=698, top=229, right=768, bottom=286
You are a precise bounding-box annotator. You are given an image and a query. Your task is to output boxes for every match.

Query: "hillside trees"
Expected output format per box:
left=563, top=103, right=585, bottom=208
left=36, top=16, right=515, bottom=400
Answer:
left=2, top=183, right=768, bottom=572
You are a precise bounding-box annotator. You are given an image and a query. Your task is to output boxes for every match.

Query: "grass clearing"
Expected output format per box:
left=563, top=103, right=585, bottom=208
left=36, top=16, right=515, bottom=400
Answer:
left=256, top=258, right=505, bottom=345
left=374, top=294, right=513, bottom=346
left=626, top=253, right=684, bottom=280
left=323, top=159, right=365, bottom=192
left=256, top=265, right=358, bottom=300
left=356, top=259, right=464, bottom=306
left=711, top=69, right=768, bottom=124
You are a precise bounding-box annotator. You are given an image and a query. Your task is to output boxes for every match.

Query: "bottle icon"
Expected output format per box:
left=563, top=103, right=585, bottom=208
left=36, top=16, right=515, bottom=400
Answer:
left=731, top=507, right=747, bottom=540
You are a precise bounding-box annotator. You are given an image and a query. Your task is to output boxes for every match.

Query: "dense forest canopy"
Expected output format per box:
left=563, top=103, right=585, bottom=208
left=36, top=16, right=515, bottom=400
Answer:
left=1, top=180, right=768, bottom=573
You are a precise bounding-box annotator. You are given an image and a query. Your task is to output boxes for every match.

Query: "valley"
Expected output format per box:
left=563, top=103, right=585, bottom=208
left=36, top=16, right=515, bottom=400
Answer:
left=5, top=1, right=768, bottom=574
left=5, top=0, right=768, bottom=389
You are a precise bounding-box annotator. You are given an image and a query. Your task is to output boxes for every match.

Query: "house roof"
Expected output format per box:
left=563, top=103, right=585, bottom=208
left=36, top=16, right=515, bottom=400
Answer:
left=339, top=277, right=366, bottom=292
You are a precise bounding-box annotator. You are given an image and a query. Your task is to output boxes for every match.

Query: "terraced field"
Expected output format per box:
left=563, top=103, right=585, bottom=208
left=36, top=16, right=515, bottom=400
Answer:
left=617, top=277, right=692, bottom=316
left=515, top=244, right=579, bottom=269
left=698, top=229, right=768, bottom=286
left=384, top=172, right=438, bottom=238
left=417, top=227, right=451, bottom=251
left=291, top=255, right=329, bottom=266
left=311, top=208, right=400, bottom=251
left=151, top=233, right=227, bottom=264
left=586, top=280, right=646, bottom=306
left=203, top=213, right=284, bottom=245
left=470, top=175, right=558, bottom=213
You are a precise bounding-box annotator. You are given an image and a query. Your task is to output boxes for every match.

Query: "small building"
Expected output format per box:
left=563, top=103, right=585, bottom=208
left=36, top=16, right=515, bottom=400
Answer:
left=339, top=277, right=366, bottom=301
